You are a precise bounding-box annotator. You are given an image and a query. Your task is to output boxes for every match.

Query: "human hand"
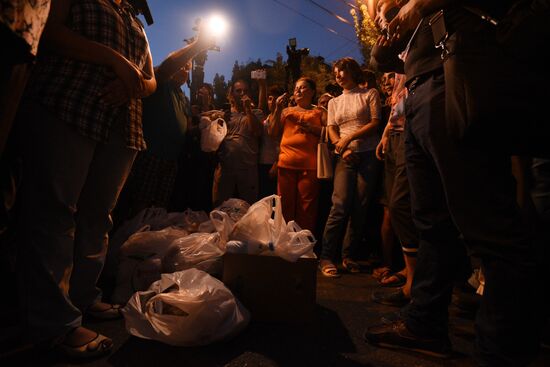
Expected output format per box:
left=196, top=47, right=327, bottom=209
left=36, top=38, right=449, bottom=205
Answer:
left=387, top=0, right=422, bottom=41
left=195, top=20, right=217, bottom=51
left=111, top=56, right=146, bottom=98
left=376, top=136, right=388, bottom=161
left=375, top=0, right=398, bottom=34
left=241, top=95, right=254, bottom=113
left=275, top=93, right=289, bottom=110
left=335, top=136, right=352, bottom=155
left=297, top=120, right=312, bottom=134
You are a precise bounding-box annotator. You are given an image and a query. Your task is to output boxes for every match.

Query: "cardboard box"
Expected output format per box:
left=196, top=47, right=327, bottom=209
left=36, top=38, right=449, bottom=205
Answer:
left=222, top=253, right=317, bottom=323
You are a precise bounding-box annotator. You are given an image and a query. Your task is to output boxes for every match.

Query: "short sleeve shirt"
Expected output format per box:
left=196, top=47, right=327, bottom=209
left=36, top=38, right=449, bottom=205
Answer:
left=24, top=0, right=150, bottom=150
left=218, top=109, right=264, bottom=169
left=278, top=107, right=322, bottom=170
left=327, top=87, right=381, bottom=152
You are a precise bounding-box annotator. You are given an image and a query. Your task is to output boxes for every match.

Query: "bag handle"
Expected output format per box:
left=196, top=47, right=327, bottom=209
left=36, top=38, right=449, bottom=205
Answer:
left=319, top=126, right=329, bottom=144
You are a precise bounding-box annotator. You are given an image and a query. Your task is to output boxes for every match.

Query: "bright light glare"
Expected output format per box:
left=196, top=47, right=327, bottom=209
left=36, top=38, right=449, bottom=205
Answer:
left=206, top=14, right=228, bottom=38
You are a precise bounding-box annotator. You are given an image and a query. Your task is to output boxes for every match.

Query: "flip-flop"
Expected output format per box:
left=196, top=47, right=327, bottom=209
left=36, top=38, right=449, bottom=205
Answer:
left=319, top=262, right=341, bottom=278
left=342, top=258, right=361, bottom=273
left=57, top=331, right=113, bottom=359
left=87, top=304, right=122, bottom=320
left=379, top=272, right=406, bottom=288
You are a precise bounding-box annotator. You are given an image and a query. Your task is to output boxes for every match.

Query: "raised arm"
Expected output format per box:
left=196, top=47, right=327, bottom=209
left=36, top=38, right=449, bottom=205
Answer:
left=267, top=93, right=289, bottom=137
left=257, top=77, right=268, bottom=113
left=241, top=96, right=263, bottom=137
left=154, top=35, right=214, bottom=83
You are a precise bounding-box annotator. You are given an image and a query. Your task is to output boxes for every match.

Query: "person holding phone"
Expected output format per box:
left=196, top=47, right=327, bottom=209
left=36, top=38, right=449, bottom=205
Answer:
left=211, top=79, right=264, bottom=206
left=259, top=84, right=286, bottom=198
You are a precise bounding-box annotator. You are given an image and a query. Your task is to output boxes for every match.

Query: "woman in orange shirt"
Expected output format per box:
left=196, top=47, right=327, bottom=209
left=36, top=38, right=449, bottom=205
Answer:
left=269, top=77, right=324, bottom=231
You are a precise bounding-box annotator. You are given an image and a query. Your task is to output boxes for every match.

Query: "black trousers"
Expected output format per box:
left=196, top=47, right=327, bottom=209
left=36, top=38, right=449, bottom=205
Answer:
left=402, top=70, right=540, bottom=366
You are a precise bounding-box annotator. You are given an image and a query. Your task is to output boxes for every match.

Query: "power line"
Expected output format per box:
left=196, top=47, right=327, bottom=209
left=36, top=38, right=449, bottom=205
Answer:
left=270, top=0, right=356, bottom=43
left=304, top=0, right=354, bottom=26
left=332, top=0, right=358, bottom=10
left=325, top=39, right=355, bottom=58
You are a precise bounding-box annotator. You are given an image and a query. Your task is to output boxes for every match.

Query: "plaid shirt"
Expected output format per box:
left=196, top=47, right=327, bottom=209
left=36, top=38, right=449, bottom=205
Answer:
left=25, top=0, right=149, bottom=150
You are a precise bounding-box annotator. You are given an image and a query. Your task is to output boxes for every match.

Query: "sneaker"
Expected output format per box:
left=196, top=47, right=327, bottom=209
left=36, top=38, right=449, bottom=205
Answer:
left=364, top=320, right=452, bottom=358
left=371, top=288, right=410, bottom=307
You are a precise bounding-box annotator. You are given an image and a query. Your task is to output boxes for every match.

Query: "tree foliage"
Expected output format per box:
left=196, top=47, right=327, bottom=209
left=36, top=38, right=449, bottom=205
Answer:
left=351, top=0, right=379, bottom=62
left=210, top=44, right=343, bottom=105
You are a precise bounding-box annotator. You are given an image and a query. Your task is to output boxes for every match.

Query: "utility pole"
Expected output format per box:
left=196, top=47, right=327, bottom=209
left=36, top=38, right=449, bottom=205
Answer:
left=286, top=37, right=309, bottom=90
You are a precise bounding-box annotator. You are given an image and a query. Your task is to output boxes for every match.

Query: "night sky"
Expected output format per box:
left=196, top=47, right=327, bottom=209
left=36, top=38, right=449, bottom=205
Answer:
left=142, top=0, right=363, bottom=85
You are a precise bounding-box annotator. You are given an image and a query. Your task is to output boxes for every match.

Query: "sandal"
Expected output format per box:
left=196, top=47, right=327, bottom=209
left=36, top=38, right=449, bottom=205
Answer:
left=379, top=272, right=406, bottom=288
left=342, top=258, right=361, bottom=274
left=57, top=330, right=113, bottom=359
left=87, top=303, right=122, bottom=320
left=372, top=266, right=391, bottom=281
left=319, top=261, right=341, bottom=278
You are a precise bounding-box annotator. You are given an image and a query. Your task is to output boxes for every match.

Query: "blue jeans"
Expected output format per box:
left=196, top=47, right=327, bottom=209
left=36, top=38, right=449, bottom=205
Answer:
left=321, top=150, right=378, bottom=262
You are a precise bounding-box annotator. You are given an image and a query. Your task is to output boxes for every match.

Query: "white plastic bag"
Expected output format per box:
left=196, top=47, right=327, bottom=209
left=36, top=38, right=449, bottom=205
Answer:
left=123, top=269, right=250, bottom=346
left=273, top=221, right=317, bottom=261
left=181, top=209, right=210, bottom=233
left=229, top=195, right=285, bottom=255
left=112, top=227, right=189, bottom=304
left=161, top=210, right=232, bottom=275
left=215, top=198, right=251, bottom=223
left=229, top=195, right=316, bottom=261
left=200, top=115, right=227, bottom=152
left=161, top=233, right=223, bottom=274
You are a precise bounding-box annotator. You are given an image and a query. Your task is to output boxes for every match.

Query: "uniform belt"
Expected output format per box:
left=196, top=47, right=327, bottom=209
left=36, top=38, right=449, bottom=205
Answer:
left=406, top=69, right=442, bottom=93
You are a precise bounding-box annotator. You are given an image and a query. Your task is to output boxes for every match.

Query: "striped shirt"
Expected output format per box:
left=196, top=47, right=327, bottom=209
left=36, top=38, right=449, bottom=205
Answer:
left=25, top=0, right=149, bottom=150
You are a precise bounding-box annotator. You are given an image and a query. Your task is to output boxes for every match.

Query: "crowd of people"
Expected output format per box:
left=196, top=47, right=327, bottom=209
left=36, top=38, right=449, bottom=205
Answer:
left=1, top=0, right=549, bottom=365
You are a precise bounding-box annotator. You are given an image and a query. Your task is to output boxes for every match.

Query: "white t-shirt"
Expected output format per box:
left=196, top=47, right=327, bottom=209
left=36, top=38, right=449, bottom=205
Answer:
left=327, top=87, right=381, bottom=152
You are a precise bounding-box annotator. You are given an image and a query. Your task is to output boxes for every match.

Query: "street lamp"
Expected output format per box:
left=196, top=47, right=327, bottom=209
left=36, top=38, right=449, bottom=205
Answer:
left=288, top=37, right=297, bottom=48
left=188, top=13, right=229, bottom=104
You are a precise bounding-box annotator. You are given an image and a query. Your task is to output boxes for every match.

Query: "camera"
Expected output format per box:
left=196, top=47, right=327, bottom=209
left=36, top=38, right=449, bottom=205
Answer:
left=251, top=69, right=266, bottom=80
